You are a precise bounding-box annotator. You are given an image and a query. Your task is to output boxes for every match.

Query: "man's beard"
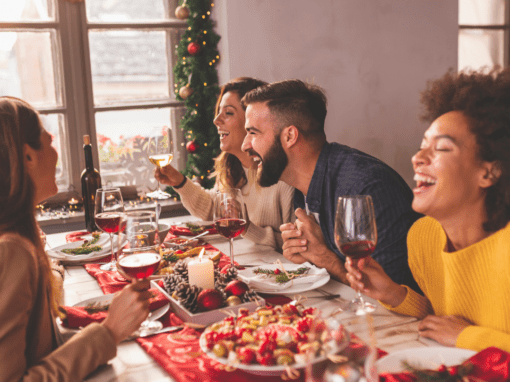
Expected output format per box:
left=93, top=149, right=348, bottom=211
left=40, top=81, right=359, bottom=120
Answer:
left=256, top=136, right=288, bottom=187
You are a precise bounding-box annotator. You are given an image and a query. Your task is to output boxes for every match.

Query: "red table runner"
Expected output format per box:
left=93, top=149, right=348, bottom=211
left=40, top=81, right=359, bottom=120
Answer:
left=379, top=346, right=510, bottom=382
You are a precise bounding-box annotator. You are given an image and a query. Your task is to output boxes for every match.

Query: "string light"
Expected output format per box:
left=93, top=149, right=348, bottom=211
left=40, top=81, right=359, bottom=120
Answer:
left=188, top=37, right=192, bottom=41
left=188, top=27, right=191, bottom=30
left=202, top=41, right=206, bottom=45
left=204, top=82, right=207, bottom=86
left=211, top=3, right=215, bottom=7
left=216, top=55, right=219, bottom=59
left=212, top=59, right=215, bottom=63
left=202, top=15, right=205, bottom=19
left=204, top=31, right=207, bottom=34
left=209, top=62, right=212, bottom=66
left=204, top=143, right=208, bottom=147
left=207, top=11, right=211, bottom=15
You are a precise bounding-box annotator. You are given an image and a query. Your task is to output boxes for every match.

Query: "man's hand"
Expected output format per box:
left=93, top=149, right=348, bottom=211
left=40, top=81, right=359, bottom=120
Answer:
left=418, top=315, right=472, bottom=347
left=280, top=208, right=348, bottom=283
left=154, top=164, right=185, bottom=187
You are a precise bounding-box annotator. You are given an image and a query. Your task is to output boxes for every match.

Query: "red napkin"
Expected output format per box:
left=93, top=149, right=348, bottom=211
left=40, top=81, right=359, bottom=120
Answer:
left=62, top=288, right=169, bottom=329
left=167, top=225, right=217, bottom=237
left=379, top=346, right=510, bottom=382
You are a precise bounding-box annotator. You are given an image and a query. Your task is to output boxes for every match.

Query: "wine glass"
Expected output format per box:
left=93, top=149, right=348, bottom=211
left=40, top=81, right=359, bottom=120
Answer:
left=95, top=187, right=125, bottom=271
left=335, top=195, right=377, bottom=314
left=117, top=211, right=163, bottom=335
left=147, top=126, right=173, bottom=199
left=213, top=189, right=247, bottom=267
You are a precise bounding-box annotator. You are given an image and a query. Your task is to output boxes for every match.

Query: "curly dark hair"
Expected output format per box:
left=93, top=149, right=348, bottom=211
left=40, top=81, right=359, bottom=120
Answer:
left=420, top=67, right=510, bottom=232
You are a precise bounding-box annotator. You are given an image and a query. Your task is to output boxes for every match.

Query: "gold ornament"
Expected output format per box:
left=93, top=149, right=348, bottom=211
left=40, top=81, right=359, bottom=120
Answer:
left=179, top=85, right=193, bottom=100
left=226, top=296, right=242, bottom=306
left=175, top=5, right=190, bottom=20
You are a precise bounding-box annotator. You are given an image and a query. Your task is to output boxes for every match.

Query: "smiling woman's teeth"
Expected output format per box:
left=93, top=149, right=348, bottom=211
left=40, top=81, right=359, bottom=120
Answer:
left=414, top=174, right=436, bottom=187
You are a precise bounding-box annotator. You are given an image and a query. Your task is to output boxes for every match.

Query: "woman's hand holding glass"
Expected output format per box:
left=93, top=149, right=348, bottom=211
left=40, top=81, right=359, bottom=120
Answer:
left=116, top=211, right=163, bottom=336
left=100, top=279, right=151, bottom=344
left=344, top=256, right=407, bottom=308
left=154, top=163, right=186, bottom=188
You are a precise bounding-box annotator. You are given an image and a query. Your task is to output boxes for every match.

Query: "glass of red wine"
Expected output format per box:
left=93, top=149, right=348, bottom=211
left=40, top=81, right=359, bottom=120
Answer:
left=117, top=211, right=163, bottom=335
left=335, top=195, right=377, bottom=314
left=213, top=188, right=246, bottom=267
left=95, top=187, right=125, bottom=271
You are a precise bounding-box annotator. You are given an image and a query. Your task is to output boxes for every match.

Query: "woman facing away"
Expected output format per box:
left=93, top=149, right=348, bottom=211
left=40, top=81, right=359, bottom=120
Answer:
left=155, top=77, right=295, bottom=250
left=345, top=67, right=510, bottom=352
left=0, top=97, right=152, bottom=381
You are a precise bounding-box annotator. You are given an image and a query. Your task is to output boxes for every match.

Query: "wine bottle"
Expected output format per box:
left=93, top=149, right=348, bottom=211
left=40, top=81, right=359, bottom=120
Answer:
left=81, top=135, right=102, bottom=232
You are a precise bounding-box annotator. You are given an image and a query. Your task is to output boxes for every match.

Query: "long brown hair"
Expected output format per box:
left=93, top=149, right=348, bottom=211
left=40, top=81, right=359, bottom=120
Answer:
left=212, top=77, right=267, bottom=190
left=0, top=96, right=59, bottom=315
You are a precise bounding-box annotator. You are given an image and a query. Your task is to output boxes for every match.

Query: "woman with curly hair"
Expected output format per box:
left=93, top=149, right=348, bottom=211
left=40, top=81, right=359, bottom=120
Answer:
left=345, top=67, right=510, bottom=352
left=155, top=77, right=295, bottom=250
left=0, top=97, right=152, bottom=381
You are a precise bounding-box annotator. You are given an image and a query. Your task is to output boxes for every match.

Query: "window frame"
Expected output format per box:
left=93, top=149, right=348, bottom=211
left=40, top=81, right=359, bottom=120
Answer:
left=458, top=1, right=510, bottom=68
left=0, top=1, right=187, bottom=203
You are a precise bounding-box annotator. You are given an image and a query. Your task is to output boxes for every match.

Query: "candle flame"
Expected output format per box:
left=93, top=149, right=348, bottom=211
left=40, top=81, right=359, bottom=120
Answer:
left=198, top=247, right=205, bottom=262
left=69, top=198, right=77, bottom=203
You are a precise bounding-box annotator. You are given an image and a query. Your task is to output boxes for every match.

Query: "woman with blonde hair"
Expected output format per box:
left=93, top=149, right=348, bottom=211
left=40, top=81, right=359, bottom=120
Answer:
left=155, top=77, right=294, bottom=250
left=0, top=97, right=151, bottom=381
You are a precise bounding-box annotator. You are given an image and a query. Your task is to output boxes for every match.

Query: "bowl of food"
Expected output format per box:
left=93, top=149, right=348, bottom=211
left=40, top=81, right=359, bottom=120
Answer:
left=127, top=222, right=171, bottom=246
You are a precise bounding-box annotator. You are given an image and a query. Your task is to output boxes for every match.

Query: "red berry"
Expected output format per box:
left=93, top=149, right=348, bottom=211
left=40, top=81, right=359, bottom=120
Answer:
left=256, top=352, right=275, bottom=366
left=175, top=250, right=184, bottom=254
left=274, top=268, right=281, bottom=275
left=437, top=364, right=447, bottom=373
left=225, top=280, right=249, bottom=297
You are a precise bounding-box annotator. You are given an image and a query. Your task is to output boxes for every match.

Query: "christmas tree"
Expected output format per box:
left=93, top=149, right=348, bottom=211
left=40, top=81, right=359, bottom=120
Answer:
left=173, top=0, right=221, bottom=191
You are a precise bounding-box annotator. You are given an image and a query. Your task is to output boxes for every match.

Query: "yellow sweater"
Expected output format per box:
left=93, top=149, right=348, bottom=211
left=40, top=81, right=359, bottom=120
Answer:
left=382, top=216, right=510, bottom=352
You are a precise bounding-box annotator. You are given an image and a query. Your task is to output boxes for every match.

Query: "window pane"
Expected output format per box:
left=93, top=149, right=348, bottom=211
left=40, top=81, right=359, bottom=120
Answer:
left=89, top=30, right=170, bottom=104
left=458, top=29, right=506, bottom=70
left=0, top=31, right=60, bottom=107
left=459, top=0, right=507, bottom=25
left=86, top=0, right=178, bottom=22
left=95, top=108, right=180, bottom=191
left=40, top=113, right=69, bottom=189
left=0, top=0, right=54, bottom=21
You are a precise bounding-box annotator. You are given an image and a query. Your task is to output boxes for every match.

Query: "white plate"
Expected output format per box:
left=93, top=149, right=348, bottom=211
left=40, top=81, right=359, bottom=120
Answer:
left=199, top=320, right=350, bottom=376
left=237, top=263, right=330, bottom=295
left=173, top=221, right=223, bottom=240
left=47, top=233, right=127, bottom=264
left=58, top=293, right=169, bottom=331
left=376, top=346, right=476, bottom=373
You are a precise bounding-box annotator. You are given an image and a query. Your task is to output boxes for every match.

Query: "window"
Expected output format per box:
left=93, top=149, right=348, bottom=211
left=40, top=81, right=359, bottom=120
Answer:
left=0, top=0, right=187, bottom=200
left=459, top=0, right=510, bottom=70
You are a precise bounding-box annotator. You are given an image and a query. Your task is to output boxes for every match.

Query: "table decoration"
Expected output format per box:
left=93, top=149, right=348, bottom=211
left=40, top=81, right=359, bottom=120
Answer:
left=378, top=346, right=510, bottom=382
left=188, top=248, right=215, bottom=289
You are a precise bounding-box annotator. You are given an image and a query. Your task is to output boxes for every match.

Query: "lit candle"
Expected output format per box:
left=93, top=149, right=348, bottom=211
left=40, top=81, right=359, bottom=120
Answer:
left=68, top=198, right=79, bottom=211
left=187, top=248, right=214, bottom=290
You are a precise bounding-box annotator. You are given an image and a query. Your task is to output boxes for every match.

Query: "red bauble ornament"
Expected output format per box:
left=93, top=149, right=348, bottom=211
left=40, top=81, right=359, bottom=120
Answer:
left=186, top=140, right=198, bottom=153
left=187, top=41, right=200, bottom=56
left=197, top=289, right=224, bottom=311
left=179, top=85, right=193, bottom=100
left=225, top=280, right=249, bottom=297
left=175, top=5, right=190, bottom=20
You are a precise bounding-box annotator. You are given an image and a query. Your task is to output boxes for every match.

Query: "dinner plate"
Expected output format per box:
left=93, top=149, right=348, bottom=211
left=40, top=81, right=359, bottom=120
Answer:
left=376, top=346, right=476, bottom=373
left=57, top=294, right=170, bottom=332
left=199, top=318, right=350, bottom=376
left=237, top=263, right=330, bottom=295
left=172, top=221, right=222, bottom=239
left=47, top=233, right=127, bottom=264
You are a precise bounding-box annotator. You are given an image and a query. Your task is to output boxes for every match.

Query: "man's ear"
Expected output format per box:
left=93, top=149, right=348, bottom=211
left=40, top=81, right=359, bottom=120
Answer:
left=281, top=125, right=299, bottom=148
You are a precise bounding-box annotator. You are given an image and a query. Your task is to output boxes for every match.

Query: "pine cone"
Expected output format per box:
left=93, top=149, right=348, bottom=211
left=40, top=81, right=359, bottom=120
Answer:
left=175, top=282, right=202, bottom=313
left=243, top=288, right=259, bottom=303
left=223, top=266, right=238, bottom=282
left=163, top=273, right=183, bottom=294
left=172, top=260, right=188, bottom=282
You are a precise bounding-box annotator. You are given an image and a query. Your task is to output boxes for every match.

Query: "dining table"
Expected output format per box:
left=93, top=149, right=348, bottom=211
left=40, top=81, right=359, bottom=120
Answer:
left=47, top=215, right=443, bottom=382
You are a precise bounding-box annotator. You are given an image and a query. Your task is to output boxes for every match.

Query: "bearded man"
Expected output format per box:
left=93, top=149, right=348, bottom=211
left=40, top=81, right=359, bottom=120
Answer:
left=241, top=79, right=421, bottom=291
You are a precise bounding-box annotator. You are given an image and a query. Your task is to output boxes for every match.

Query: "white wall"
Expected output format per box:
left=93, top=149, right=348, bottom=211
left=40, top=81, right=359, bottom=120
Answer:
left=213, top=0, right=458, bottom=186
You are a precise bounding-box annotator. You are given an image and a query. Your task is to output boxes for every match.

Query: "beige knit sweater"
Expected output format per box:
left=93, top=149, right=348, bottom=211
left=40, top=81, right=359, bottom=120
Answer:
left=174, top=168, right=295, bottom=250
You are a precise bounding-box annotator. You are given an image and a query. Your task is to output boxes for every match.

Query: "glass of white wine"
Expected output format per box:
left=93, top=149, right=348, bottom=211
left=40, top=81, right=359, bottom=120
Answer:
left=147, top=126, right=173, bottom=199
